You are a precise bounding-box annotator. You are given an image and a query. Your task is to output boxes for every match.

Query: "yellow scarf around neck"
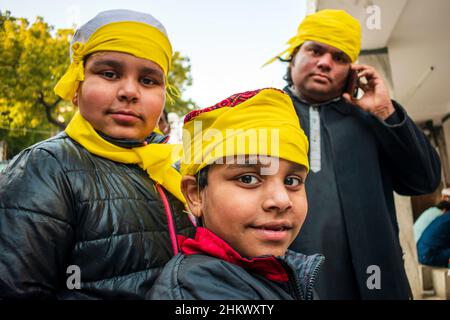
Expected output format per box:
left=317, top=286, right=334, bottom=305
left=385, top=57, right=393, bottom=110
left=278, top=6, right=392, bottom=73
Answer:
left=65, top=112, right=185, bottom=203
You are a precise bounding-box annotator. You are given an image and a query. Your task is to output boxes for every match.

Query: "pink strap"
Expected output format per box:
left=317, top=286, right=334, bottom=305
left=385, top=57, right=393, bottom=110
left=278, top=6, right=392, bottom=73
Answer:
left=155, top=183, right=179, bottom=256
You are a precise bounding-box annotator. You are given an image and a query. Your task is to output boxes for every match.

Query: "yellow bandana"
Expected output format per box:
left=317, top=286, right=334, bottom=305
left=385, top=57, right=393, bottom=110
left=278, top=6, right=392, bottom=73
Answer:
left=54, top=21, right=173, bottom=101
left=65, top=112, right=185, bottom=202
left=264, top=9, right=361, bottom=65
left=181, top=88, right=309, bottom=176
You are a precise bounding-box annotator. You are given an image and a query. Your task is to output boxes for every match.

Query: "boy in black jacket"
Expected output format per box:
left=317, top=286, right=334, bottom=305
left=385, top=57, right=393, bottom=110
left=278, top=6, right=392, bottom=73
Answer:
left=149, top=88, right=324, bottom=300
left=0, top=9, right=194, bottom=299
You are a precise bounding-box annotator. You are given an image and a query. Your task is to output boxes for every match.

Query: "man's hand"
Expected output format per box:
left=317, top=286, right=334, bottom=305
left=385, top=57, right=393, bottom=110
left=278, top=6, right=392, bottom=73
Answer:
left=342, top=64, right=395, bottom=121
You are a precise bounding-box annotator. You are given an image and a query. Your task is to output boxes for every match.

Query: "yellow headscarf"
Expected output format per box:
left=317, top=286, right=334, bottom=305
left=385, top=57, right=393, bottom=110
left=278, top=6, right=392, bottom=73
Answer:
left=264, top=9, right=361, bottom=65
left=54, top=20, right=173, bottom=101
left=181, top=88, right=309, bottom=176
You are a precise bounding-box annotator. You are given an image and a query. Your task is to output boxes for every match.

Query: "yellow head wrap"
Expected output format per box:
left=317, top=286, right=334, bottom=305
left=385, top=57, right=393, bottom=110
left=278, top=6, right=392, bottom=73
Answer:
left=181, top=88, right=309, bottom=176
left=54, top=10, right=173, bottom=101
left=264, top=9, right=361, bottom=65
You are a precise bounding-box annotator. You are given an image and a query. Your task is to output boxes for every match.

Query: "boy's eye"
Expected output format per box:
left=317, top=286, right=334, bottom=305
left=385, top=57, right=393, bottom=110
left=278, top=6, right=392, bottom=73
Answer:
left=141, top=77, right=155, bottom=86
left=285, top=176, right=303, bottom=186
left=101, top=71, right=117, bottom=79
left=238, top=175, right=260, bottom=185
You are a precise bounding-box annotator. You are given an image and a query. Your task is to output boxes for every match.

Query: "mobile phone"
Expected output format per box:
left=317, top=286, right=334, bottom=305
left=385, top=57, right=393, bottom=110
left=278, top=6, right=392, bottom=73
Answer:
left=344, top=69, right=360, bottom=99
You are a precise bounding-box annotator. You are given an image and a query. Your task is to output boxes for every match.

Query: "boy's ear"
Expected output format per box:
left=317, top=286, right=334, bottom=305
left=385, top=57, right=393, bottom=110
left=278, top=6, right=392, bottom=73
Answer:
left=72, top=92, right=78, bottom=106
left=181, top=175, right=204, bottom=218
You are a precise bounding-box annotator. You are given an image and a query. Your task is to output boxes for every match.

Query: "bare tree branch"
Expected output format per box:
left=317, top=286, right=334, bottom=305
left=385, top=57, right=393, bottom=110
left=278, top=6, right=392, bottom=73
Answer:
left=36, top=92, right=66, bottom=130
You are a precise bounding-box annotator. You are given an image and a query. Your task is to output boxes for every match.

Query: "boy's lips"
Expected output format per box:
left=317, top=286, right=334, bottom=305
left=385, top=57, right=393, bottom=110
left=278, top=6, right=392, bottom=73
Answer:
left=252, top=221, right=293, bottom=230
left=109, top=110, right=142, bottom=123
left=250, top=221, right=293, bottom=241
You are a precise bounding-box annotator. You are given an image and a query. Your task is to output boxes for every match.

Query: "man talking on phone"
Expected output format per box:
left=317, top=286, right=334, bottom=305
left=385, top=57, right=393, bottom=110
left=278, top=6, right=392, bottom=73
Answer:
left=265, top=9, right=441, bottom=299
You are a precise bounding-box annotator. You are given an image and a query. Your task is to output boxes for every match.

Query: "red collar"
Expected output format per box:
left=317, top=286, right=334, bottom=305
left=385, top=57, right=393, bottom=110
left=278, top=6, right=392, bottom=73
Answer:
left=177, top=227, right=289, bottom=282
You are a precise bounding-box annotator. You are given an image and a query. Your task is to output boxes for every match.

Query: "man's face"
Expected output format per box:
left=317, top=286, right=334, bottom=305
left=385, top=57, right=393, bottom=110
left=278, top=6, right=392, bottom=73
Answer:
left=188, top=156, right=308, bottom=258
left=290, top=40, right=351, bottom=103
left=74, top=51, right=166, bottom=141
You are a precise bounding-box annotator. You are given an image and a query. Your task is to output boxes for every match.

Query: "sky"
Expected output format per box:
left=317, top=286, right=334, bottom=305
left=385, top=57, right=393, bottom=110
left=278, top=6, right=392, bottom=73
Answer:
left=1, top=0, right=308, bottom=109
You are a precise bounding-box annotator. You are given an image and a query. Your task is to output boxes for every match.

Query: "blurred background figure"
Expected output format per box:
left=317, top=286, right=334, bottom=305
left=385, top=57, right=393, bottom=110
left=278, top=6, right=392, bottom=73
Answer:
left=414, top=196, right=450, bottom=243
left=417, top=203, right=450, bottom=268
left=441, top=188, right=450, bottom=202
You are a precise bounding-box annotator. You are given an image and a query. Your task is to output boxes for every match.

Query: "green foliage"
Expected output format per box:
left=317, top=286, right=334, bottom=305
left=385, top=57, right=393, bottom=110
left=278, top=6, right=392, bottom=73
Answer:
left=166, top=51, right=197, bottom=115
left=0, top=11, right=195, bottom=158
left=0, top=10, right=73, bottom=158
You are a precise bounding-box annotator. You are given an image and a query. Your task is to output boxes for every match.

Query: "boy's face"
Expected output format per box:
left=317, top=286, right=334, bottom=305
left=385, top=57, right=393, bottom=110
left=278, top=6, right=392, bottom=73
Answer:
left=182, top=156, right=308, bottom=258
left=73, top=51, right=166, bottom=141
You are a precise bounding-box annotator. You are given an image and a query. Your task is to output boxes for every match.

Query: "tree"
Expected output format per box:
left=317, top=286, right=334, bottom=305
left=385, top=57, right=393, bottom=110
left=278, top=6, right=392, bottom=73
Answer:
left=0, top=11, right=73, bottom=158
left=0, top=11, right=195, bottom=159
left=166, top=51, right=197, bottom=115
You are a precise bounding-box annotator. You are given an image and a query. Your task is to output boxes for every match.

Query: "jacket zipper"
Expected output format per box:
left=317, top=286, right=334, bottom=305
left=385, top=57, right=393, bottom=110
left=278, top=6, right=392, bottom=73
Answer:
left=278, top=255, right=325, bottom=300
left=278, top=259, right=303, bottom=300
left=304, top=257, right=324, bottom=300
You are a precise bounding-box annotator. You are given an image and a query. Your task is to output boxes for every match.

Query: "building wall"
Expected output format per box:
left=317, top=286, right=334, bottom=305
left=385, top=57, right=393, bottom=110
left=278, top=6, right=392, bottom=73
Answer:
left=395, top=193, right=422, bottom=299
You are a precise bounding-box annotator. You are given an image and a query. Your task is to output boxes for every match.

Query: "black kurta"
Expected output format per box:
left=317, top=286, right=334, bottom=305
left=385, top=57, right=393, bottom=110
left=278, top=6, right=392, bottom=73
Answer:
left=285, top=86, right=441, bottom=299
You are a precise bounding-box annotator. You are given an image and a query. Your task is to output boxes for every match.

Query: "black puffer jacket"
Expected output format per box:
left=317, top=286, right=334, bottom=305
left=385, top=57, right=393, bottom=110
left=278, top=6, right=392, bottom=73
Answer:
left=149, top=228, right=324, bottom=300
left=0, top=132, right=195, bottom=299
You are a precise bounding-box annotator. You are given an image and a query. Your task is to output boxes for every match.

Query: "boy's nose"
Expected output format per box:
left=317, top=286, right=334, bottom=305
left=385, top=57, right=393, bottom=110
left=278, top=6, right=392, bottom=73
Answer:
left=262, top=185, right=293, bottom=214
left=117, top=78, right=140, bottom=103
